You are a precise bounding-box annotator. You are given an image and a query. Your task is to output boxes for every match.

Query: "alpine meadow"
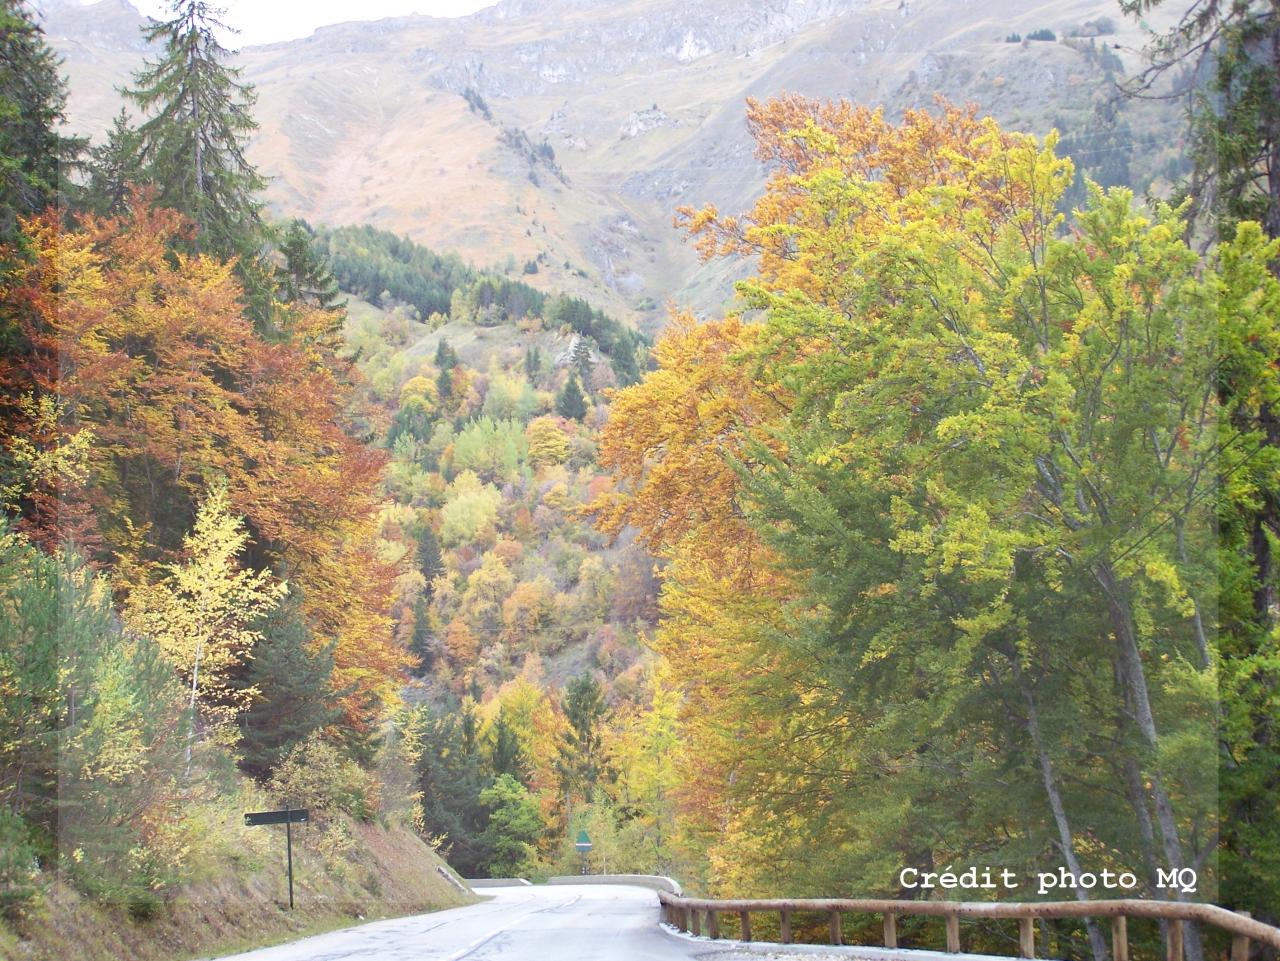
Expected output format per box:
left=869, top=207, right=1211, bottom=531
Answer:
left=0, top=1, right=1278, bottom=960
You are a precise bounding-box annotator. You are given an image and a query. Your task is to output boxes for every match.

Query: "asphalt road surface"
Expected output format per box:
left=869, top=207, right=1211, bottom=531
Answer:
left=216, top=884, right=732, bottom=961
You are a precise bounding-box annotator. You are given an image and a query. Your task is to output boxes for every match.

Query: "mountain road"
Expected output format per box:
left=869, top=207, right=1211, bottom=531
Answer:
left=214, top=883, right=735, bottom=961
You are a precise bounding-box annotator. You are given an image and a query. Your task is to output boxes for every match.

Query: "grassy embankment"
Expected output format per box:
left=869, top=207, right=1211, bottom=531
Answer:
left=0, top=820, right=475, bottom=961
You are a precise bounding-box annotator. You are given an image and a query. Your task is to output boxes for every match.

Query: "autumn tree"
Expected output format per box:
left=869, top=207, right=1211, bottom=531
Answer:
left=3, top=198, right=408, bottom=734
left=127, top=482, right=286, bottom=771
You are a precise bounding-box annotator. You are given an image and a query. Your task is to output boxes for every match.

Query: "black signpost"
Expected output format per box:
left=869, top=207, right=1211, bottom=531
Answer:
left=245, top=808, right=309, bottom=909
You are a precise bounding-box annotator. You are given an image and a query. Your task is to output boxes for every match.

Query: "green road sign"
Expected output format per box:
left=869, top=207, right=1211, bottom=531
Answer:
left=575, top=829, right=592, bottom=852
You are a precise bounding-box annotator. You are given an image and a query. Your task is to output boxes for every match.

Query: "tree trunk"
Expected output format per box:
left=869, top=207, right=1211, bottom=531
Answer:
left=1095, top=563, right=1204, bottom=961
left=1017, top=661, right=1110, bottom=961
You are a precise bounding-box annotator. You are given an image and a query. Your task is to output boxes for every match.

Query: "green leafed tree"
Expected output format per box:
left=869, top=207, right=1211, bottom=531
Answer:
left=275, top=217, right=343, bottom=310
left=478, top=773, right=543, bottom=877
left=83, top=109, right=144, bottom=216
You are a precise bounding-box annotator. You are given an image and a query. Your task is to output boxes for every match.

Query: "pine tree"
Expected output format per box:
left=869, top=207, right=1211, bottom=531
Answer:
left=523, top=345, right=542, bottom=381
left=488, top=710, right=527, bottom=782
left=84, top=109, right=144, bottom=216
left=435, top=338, right=459, bottom=370
left=0, top=1, right=84, bottom=239
left=571, top=336, right=593, bottom=382
left=556, top=373, right=588, bottom=422
left=236, top=602, right=343, bottom=780
left=557, top=673, right=608, bottom=804
left=125, top=1, right=266, bottom=263
left=436, top=365, right=454, bottom=403
left=409, top=594, right=434, bottom=672
left=275, top=218, right=343, bottom=310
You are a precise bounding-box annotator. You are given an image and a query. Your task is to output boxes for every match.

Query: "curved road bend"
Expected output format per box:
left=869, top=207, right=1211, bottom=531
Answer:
left=215, top=883, right=732, bottom=961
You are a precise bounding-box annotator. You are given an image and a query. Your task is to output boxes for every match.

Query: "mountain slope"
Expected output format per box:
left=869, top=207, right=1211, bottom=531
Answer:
left=42, top=0, right=1183, bottom=327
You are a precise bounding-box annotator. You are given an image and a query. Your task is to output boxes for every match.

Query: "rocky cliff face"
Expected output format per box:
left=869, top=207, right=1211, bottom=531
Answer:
left=42, top=0, right=1182, bottom=328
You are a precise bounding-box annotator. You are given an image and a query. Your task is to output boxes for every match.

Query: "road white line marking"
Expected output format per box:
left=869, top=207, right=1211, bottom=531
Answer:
left=442, top=895, right=583, bottom=961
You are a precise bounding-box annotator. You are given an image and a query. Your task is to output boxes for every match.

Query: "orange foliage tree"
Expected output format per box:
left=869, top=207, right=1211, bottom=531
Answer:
left=1, top=195, right=409, bottom=730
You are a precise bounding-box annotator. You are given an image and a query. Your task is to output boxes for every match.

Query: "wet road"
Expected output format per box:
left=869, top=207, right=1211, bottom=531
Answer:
left=215, top=883, right=727, bottom=961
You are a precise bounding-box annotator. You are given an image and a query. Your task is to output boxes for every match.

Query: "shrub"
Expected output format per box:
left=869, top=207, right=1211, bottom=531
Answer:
left=0, top=810, right=39, bottom=919
left=269, top=736, right=381, bottom=821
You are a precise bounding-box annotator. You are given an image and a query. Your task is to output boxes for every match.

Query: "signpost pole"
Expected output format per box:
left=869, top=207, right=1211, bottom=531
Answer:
left=286, top=816, right=295, bottom=910
left=244, top=808, right=308, bottom=910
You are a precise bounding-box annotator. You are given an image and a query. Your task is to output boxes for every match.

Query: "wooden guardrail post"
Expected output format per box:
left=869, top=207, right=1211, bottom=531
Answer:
left=946, top=911, right=961, bottom=953
left=654, top=894, right=1280, bottom=958
left=1232, top=912, right=1252, bottom=961
left=1112, top=915, right=1129, bottom=961
left=1168, top=919, right=1184, bottom=961
left=1019, top=917, right=1037, bottom=959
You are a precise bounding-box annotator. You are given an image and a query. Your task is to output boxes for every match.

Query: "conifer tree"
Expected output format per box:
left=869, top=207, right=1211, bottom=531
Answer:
left=435, top=338, right=459, bottom=370
left=275, top=218, right=343, bottom=310
left=236, top=602, right=343, bottom=780
left=125, top=1, right=266, bottom=264
left=83, top=109, right=143, bottom=216
left=0, top=1, right=84, bottom=239
left=556, top=373, right=588, bottom=422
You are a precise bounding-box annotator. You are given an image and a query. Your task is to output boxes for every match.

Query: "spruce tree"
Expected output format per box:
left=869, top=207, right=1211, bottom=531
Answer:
left=125, top=1, right=266, bottom=263
left=0, top=1, right=84, bottom=239
left=556, top=373, right=588, bottom=421
left=435, top=338, right=459, bottom=370
left=237, top=604, right=343, bottom=780
left=84, top=109, right=144, bottom=216
left=488, top=710, right=527, bottom=782
left=275, top=218, right=343, bottom=310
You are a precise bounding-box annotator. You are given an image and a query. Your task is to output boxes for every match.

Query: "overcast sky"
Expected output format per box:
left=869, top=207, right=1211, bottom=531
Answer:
left=126, top=1, right=497, bottom=47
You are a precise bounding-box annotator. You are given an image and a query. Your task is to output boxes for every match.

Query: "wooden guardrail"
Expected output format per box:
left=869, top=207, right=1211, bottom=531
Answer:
left=656, top=893, right=1280, bottom=960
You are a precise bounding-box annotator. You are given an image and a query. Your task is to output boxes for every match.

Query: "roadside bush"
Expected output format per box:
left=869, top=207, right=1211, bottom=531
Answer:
left=0, top=810, right=39, bottom=919
left=269, top=736, right=381, bottom=821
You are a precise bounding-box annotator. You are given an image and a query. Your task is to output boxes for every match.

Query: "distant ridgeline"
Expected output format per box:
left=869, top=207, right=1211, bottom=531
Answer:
left=316, top=224, right=647, bottom=386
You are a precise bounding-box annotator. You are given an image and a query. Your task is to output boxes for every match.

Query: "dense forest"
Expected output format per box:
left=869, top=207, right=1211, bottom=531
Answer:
left=0, top=1, right=1278, bottom=960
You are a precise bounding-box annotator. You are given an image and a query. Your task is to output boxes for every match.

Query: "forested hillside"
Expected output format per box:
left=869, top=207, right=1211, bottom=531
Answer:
left=2, top=1, right=1278, bottom=960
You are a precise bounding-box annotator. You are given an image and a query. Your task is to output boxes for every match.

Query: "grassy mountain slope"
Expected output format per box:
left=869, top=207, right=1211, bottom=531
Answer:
left=43, top=0, right=1184, bottom=329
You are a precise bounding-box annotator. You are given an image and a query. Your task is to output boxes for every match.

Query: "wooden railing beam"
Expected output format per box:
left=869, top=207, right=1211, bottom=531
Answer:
left=739, top=910, right=752, bottom=942
left=653, top=893, right=1280, bottom=954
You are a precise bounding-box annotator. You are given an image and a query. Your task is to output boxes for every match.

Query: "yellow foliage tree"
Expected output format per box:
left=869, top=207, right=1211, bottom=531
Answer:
left=126, top=481, right=287, bottom=771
